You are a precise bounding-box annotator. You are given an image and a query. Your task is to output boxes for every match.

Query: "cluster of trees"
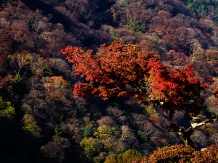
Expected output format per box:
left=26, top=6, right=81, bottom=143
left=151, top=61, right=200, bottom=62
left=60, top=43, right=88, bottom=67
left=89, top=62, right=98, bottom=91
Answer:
left=0, top=0, right=218, bottom=163
left=182, top=0, right=218, bottom=20
left=62, top=39, right=218, bottom=162
left=105, top=145, right=218, bottom=163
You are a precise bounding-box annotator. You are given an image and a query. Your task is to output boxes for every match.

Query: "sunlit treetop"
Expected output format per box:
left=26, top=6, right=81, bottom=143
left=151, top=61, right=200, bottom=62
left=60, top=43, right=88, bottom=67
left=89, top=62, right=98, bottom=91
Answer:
left=61, top=40, right=159, bottom=100
left=61, top=40, right=208, bottom=116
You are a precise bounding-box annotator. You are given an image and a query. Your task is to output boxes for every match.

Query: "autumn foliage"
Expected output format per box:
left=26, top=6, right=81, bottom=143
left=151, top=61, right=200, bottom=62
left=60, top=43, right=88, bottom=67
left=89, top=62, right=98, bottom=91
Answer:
left=145, top=144, right=218, bottom=163
left=148, top=59, right=208, bottom=115
left=61, top=40, right=159, bottom=101
left=148, top=144, right=195, bottom=163
left=61, top=40, right=207, bottom=116
left=103, top=145, right=218, bottom=163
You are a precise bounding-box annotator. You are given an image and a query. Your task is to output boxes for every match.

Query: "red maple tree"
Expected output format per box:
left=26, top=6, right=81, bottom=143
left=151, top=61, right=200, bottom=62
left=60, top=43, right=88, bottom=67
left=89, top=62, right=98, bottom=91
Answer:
left=61, top=40, right=207, bottom=116
left=148, top=59, right=208, bottom=116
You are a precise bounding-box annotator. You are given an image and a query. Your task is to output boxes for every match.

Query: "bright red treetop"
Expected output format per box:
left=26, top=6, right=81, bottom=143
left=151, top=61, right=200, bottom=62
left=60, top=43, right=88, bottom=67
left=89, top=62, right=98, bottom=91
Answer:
left=61, top=40, right=207, bottom=116
left=61, top=40, right=159, bottom=101
left=148, top=59, right=208, bottom=115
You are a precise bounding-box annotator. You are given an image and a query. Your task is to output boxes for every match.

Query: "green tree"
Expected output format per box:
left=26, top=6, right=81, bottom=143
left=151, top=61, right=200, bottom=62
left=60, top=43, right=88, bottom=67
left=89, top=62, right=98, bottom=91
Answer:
left=54, top=124, right=62, bottom=136
left=81, top=125, right=95, bottom=137
left=22, top=114, right=41, bottom=137
left=128, top=20, right=146, bottom=32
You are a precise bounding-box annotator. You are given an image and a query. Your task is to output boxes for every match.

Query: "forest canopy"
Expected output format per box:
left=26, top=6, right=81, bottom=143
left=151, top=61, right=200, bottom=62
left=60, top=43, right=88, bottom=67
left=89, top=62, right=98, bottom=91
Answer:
left=0, top=0, right=218, bottom=163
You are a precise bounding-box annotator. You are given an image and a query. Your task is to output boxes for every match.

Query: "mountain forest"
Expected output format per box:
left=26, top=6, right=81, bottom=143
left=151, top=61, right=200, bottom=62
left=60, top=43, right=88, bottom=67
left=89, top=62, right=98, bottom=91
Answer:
left=1, top=0, right=218, bottom=162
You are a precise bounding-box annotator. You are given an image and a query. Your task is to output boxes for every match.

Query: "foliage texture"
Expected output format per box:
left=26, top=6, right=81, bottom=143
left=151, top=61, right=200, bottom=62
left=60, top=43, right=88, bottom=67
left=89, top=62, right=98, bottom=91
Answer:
left=61, top=40, right=207, bottom=116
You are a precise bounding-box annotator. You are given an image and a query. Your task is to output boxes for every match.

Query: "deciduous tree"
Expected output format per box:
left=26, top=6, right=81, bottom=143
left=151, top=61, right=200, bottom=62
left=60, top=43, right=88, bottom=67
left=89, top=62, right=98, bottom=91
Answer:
left=61, top=40, right=207, bottom=116
left=61, top=40, right=212, bottom=150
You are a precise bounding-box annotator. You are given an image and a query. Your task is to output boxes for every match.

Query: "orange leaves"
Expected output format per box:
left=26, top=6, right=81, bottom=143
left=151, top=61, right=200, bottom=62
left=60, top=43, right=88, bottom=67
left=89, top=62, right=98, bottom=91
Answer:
left=48, top=76, right=70, bottom=89
left=213, top=87, right=218, bottom=98
left=73, top=83, right=94, bottom=99
left=118, top=91, right=128, bottom=97
left=60, top=46, right=84, bottom=56
left=146, top=145, right=218, bottom=163
left=191, top=145, right=218, bottom=163
left=148, top=144, right=195, bottom=163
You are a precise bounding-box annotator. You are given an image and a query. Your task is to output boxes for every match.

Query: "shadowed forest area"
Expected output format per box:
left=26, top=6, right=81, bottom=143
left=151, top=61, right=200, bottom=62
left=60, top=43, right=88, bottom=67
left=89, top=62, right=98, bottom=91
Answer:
left=0, top=0, right=218, bottom=162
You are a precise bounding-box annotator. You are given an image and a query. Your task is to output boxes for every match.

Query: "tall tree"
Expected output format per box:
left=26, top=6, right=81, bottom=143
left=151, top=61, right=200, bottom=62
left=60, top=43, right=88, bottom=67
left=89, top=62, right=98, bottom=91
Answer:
left=61, top=40, right=207, bottom=114
left=61, top=40, right=210, bottom=148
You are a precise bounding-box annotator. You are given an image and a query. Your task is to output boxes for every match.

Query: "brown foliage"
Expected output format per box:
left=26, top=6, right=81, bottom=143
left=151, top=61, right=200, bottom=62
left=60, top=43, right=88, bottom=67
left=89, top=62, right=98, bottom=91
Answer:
left=144, top=144, right=218, bottom=163
left=40, top=142, right=65, bottom=162
left=205, top=49, right=218, bottom=75
left=165, top=50, right=189, bottom=66
left=97, top=116, right=115, bottom=126
left=148, top=144, right=195, bottom=163
left=191, top=145, right=218, bottom=163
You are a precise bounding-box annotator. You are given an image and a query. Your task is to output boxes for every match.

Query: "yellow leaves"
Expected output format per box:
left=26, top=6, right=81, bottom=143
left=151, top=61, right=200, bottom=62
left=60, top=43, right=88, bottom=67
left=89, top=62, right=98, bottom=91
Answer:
left=80, top=137, right=103, bottom=157
left=0, top=105, right=15, bottom=119
left=80, top=137, right=95, bottom=150
left=94, top=125, right=116, bottom=139
left=83, top=116, right=90, bottom=125
left=145, top=103, right=159, bottom=119
left=212, top=76, right=218, bottom=81
left=104, top=149, right=143, bottom=163
left=8, top=52, right=31, bottom=68
left=0, top=97, right=15, bottom=120
left=22, top=114, right=41, bottom=137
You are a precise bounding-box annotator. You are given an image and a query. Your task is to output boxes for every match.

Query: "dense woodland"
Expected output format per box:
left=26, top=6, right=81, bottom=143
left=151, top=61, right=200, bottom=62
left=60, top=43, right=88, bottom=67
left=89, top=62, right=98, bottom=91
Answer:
left=1, top=0, right=218, bottom=162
